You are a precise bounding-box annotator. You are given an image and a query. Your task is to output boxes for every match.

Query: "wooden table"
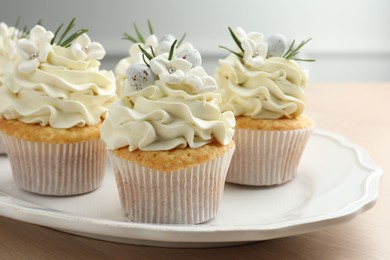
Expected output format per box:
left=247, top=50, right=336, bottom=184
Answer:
left=0, top=83, right=389, bottom=259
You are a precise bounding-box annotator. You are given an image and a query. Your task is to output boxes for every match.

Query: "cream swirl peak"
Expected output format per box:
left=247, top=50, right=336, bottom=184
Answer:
left=0, top=22, right=116, bottom=129
left=216, top=27, right=314, bottom=119
left=102, top=42, right=235, bottom=152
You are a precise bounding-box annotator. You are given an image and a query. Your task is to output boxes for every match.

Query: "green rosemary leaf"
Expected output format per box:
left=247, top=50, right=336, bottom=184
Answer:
left=168, top=40, right=177, bottom=61
left=14, top=16, right=21, bottom=30
left=122, top=32, right=138, bottom=43
left=177, top=32, right=186, bottom=47
left=58, top=17, right=76, bottom=45
left=290, top=58, right=316, bottom=62
left=142, top=54, right=150, bottom=67
left=138, top=44, right=153, bottom=60
left=62, top=28, right=88, bottom=47
left=133, top=23, right=145, bottom=43
left=219, top=45, right=243, bottom=58
left=37, top=19, right=43, bottom=26
left=147, top=19, right=154, bottom=35
left=150, top=46, right=156, bottom=57
left=51, top=23, right=64, bottom=44
left=228, top=27, right=244, bottom=53
left=283, top=39, right=295, bottom=58
left=283, top=38, right=314, bottom=62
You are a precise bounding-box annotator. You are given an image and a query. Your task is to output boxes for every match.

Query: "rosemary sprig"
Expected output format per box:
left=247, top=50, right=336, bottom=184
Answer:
left=138, top=44, right=154, bottom=60
left=168, top=40, right=177, bottom=60
left=51, top=23, right=64, bottom=44
left=177, top=33, right=187, bottom=47
left=122, top=32, right=138, bottom=43
left=283, top=38, right=315, bottom=62
left=62, top=29, right=88, bottom=47
left=228, top=27, right=244, bottom=52
left=19, top=26, right=29, bottom=39
left=147, top=19, right=153, bottom=35
left=219, top=27, right=244, bottom=58
left=133, top=23, right=145, bottom=43
left=57, top=18, right=76, bottom=45
left=218, top=45, right=243, bottom=58
left=150, top=46, right=156, bottom=57
left=142, top=54, right=150, bottom=67
left=123, top=21, right=148, bottom=43
left=52, top=18, right=88, bottom=47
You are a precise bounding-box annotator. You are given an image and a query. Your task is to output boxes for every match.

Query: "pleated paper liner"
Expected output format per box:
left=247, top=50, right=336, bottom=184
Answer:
left=0, top=137, right=6, bottom=154
left=227, top=127, right=313, bottom=186
left=108, top=144, right=235, bottom=224
left=1, top=133, right=106, bottom=195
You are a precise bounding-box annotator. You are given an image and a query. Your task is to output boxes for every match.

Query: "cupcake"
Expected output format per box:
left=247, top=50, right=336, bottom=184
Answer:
left=0, top=22, right=20, bottom=154
left=102, top=38, right=235, bottom=224
left=215, top=27, right=314, bottom=186
left=115, top=21, right=193, bottom=97
left=0, top=19, right=116, bottom=195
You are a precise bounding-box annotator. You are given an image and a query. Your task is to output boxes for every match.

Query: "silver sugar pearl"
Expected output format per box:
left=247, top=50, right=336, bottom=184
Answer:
left=82, top=45, right=89, bottom=51
left=168, top=67, right=176, bottom=74
left=30, top=53, right=38, bottom=59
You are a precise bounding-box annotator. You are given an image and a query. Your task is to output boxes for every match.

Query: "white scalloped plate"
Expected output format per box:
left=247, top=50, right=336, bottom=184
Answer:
left=0, top=129, right=383, bottom=248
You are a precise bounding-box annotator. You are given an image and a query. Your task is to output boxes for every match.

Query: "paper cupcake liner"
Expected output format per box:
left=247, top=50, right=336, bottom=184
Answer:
left=0, top=136, right=6, bottom=154
left=108, top=145, right=235, bottom=224
left=226, top=127, right=313, bottom=186
left=0, top=133, right=106, bottom=195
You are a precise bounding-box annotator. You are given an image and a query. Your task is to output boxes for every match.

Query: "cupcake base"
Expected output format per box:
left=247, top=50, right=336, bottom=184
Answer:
left=1, top=134, right=106, bottom=195
left=108, top=141, right=235, bottom=224
left=0, top=119, right=106, bottom=196
left=226, top=116, right=313, bottom=186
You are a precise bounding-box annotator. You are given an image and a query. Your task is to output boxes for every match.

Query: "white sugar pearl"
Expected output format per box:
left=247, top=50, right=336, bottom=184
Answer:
left=176, top=48, right=202, bottom=67
left=126, top=64, right=156, bottom=91
left=267, top=34, right=287, bottom=57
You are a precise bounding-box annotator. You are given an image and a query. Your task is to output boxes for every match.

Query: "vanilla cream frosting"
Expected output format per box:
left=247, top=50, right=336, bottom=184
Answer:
left=215, top=54, right=307, bottom=119
left=101, top=82, right=235, bottom=151
left=0, top=22, right=19, bottom=87
left=0, top=44, right=116, bottom=128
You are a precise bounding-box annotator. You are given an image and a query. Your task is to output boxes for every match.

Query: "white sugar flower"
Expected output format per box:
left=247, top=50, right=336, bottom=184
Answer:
left=233, top=27, right=268, bottom=68
left=150, top=54, right=217, bottom=94
left=151, top=54, right=192, bottom=82
left=71, top=33, right=105, bottom=60
left=0, top=22, right=19, bottom=60
left=17, top=25, right=54, bottom=73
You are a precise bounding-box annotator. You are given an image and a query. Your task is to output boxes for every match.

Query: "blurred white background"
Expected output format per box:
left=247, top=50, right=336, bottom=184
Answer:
left=1, top=0, right=389, bottom=82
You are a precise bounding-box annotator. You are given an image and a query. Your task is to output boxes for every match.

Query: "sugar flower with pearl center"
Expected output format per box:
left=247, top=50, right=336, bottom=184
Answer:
left=233, top=27, right=268, bottom=68
left=71, top=33, right=105, bottom=60
left=17, top=25, right=54, bottom=73
left=150, top=54, right=217, bottom=94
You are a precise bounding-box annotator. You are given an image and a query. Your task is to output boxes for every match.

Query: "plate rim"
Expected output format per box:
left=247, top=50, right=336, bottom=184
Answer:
left=0, top=128, right=383, bottom=243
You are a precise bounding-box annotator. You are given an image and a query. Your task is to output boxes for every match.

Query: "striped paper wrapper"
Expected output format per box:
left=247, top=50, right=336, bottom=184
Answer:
left=0, top=136, right=6, bottom=154
left=108, top=144, right=235, bottom=224
left=226, top=127, right=313, bottom=186
left=0, top=133, right=106, bottom=195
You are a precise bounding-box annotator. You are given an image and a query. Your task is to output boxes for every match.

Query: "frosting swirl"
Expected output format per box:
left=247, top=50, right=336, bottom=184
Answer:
left=101, top=83, right=235, bottom=151
left=0, top=45, right=116, bottom=128
left=215, top=54, right=307, bottom=119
